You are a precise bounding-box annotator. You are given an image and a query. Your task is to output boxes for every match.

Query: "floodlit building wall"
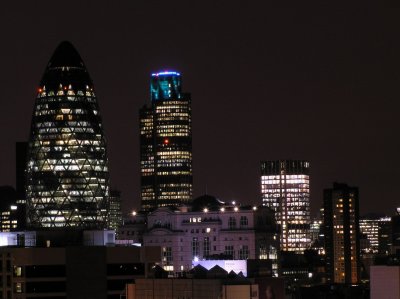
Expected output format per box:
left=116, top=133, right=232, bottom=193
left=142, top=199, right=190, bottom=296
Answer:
left=370, top=266, right=400, bottom=299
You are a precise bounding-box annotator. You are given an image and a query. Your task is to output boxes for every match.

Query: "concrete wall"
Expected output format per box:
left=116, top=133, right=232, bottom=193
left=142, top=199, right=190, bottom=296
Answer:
left=370, top=266, right=400, bottom=299
left=134, top=278, right=222, bottom=299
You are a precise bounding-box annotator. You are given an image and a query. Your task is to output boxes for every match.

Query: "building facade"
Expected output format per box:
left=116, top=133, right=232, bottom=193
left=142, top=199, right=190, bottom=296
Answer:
left=26, top=41, right=110, bottom=228
left=128, top=278, right=262, bottom=299
left=139, top=71, right=192, bottom=211
left=108, top=190, right=123, bottom=231
left=138, top=196, right=279, bottom=277
left=392, top=210, right=400, bottom=254
left=0, top=245, right=160, bottom=299
left=359, top=216, right=392, bottom=254
left=117, top=213, right=147, bottom=246
left=261, top=160, right=311, bottom=253
left=0, top=186, right=26, bottom=232
left=324, top=183, right=360, bottom=284
left=370, top=266, right=400, bottom=299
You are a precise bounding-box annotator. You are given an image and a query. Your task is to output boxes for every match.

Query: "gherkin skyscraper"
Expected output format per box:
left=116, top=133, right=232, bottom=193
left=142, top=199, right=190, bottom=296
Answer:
left=26, top=41, right=110, bottom=228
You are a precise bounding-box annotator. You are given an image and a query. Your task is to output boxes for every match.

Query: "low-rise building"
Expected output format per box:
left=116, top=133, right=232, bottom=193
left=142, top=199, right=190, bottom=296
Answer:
left=125, top=266, right=285, bottom=299
left=127, top=195, right=280, bottom=277
left=0, top=229, right=161, bottom=299
left=0, top=245, right=161, bottom=299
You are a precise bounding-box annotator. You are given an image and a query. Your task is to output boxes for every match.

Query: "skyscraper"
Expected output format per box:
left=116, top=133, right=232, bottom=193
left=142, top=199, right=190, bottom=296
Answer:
left=26, top=41, right=110, bottom=228
left=261, top=160, right=311, bottom=253
left=323, top=183, right=360, bottom=284
left=139, top=71, right=192, bottom=211
left=108, top=189, right=123, bottom=231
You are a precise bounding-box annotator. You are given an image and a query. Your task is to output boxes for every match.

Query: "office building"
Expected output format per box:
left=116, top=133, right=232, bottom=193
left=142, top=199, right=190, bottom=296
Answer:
left=0, top=186, right=26, bottom=232
left=359, top=216, right=392, bottom=254
left=139, top=71, right=192, bottom=210
left=323, top=183, right=360, bottom=284
left=0, top=244, right=160, bottom=299
left=261, top=160, right=311, bottom=253
left=26, top=41, right=110, bottom=228
left=108, top=190, right=123, bottom=231
left=378, top=217, right=392, bottom=255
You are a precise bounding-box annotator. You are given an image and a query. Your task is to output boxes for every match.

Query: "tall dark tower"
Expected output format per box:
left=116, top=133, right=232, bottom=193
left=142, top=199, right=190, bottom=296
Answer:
left=26, top=41, right=110, bottom=228
left=16, top=142, right=28, bottom=200
left=324, top=183, right=360, bottom=284
left=139, top=71, right=192, bottom=210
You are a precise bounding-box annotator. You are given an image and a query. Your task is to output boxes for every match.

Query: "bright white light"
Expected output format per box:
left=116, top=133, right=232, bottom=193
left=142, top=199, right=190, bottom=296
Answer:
left=234, top=207, right=238, bottom=212
left=193, top=256, right=199, bottom=262
left=220, top=207, right=225, bottom=212
left=203, top=208, right=208, bottom=213
left=132, top=211, right=137, bottom=216
left=252, top=206, right=257, bottom=211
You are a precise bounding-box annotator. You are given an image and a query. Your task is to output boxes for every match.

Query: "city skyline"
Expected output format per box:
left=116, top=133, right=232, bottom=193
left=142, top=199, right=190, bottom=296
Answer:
left=0, top=2, right=397, bottom=217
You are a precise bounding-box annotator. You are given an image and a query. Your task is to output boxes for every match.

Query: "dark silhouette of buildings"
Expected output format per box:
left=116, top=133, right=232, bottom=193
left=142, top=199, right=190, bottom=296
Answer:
left=324, top=183, right=360, bottom=284
left=139, top=71, right=192, bottom=211
left=26, top=41, right=110, bottom=228
left=392, top=209, right=400, bottom=254
left=0, top=186, right=26, bottom=232
left=15, top=142, right=28, bottom=201
left=0, top=245, right=160, bottom=298
left=108, top=189, right=123, bottom=231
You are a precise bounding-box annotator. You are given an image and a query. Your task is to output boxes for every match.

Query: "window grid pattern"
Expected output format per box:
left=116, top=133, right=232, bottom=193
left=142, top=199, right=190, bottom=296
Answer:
left=261, top=160, right=311, bottom=253
left=140, top=73, right=192, bottom=211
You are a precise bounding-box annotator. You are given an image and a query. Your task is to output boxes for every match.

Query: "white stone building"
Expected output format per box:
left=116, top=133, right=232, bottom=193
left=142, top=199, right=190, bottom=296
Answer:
left=139, top=195, right=279, bottom=276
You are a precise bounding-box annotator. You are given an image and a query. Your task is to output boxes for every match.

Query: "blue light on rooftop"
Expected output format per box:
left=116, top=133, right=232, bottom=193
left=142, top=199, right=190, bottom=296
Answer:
left=150, top=70, right=182, bottom=101
left=151, top=71, right=181, bottom=77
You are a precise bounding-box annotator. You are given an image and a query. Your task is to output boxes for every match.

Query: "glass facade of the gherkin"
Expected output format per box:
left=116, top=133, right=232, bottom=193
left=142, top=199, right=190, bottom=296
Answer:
left=26, top=41, right=110, bottom=228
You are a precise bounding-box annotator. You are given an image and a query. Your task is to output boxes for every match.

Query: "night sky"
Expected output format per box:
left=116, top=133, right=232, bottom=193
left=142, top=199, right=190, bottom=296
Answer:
left=0, top=2, right=398, bottom=217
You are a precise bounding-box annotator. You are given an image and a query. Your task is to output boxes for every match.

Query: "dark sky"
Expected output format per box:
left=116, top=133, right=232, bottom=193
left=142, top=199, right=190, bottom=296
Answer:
left=0, top=1, right=398, bottom=217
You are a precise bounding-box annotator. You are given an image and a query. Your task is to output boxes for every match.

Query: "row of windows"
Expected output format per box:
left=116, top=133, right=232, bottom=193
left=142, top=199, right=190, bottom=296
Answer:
left=37, top=89, right=95, bottom=97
